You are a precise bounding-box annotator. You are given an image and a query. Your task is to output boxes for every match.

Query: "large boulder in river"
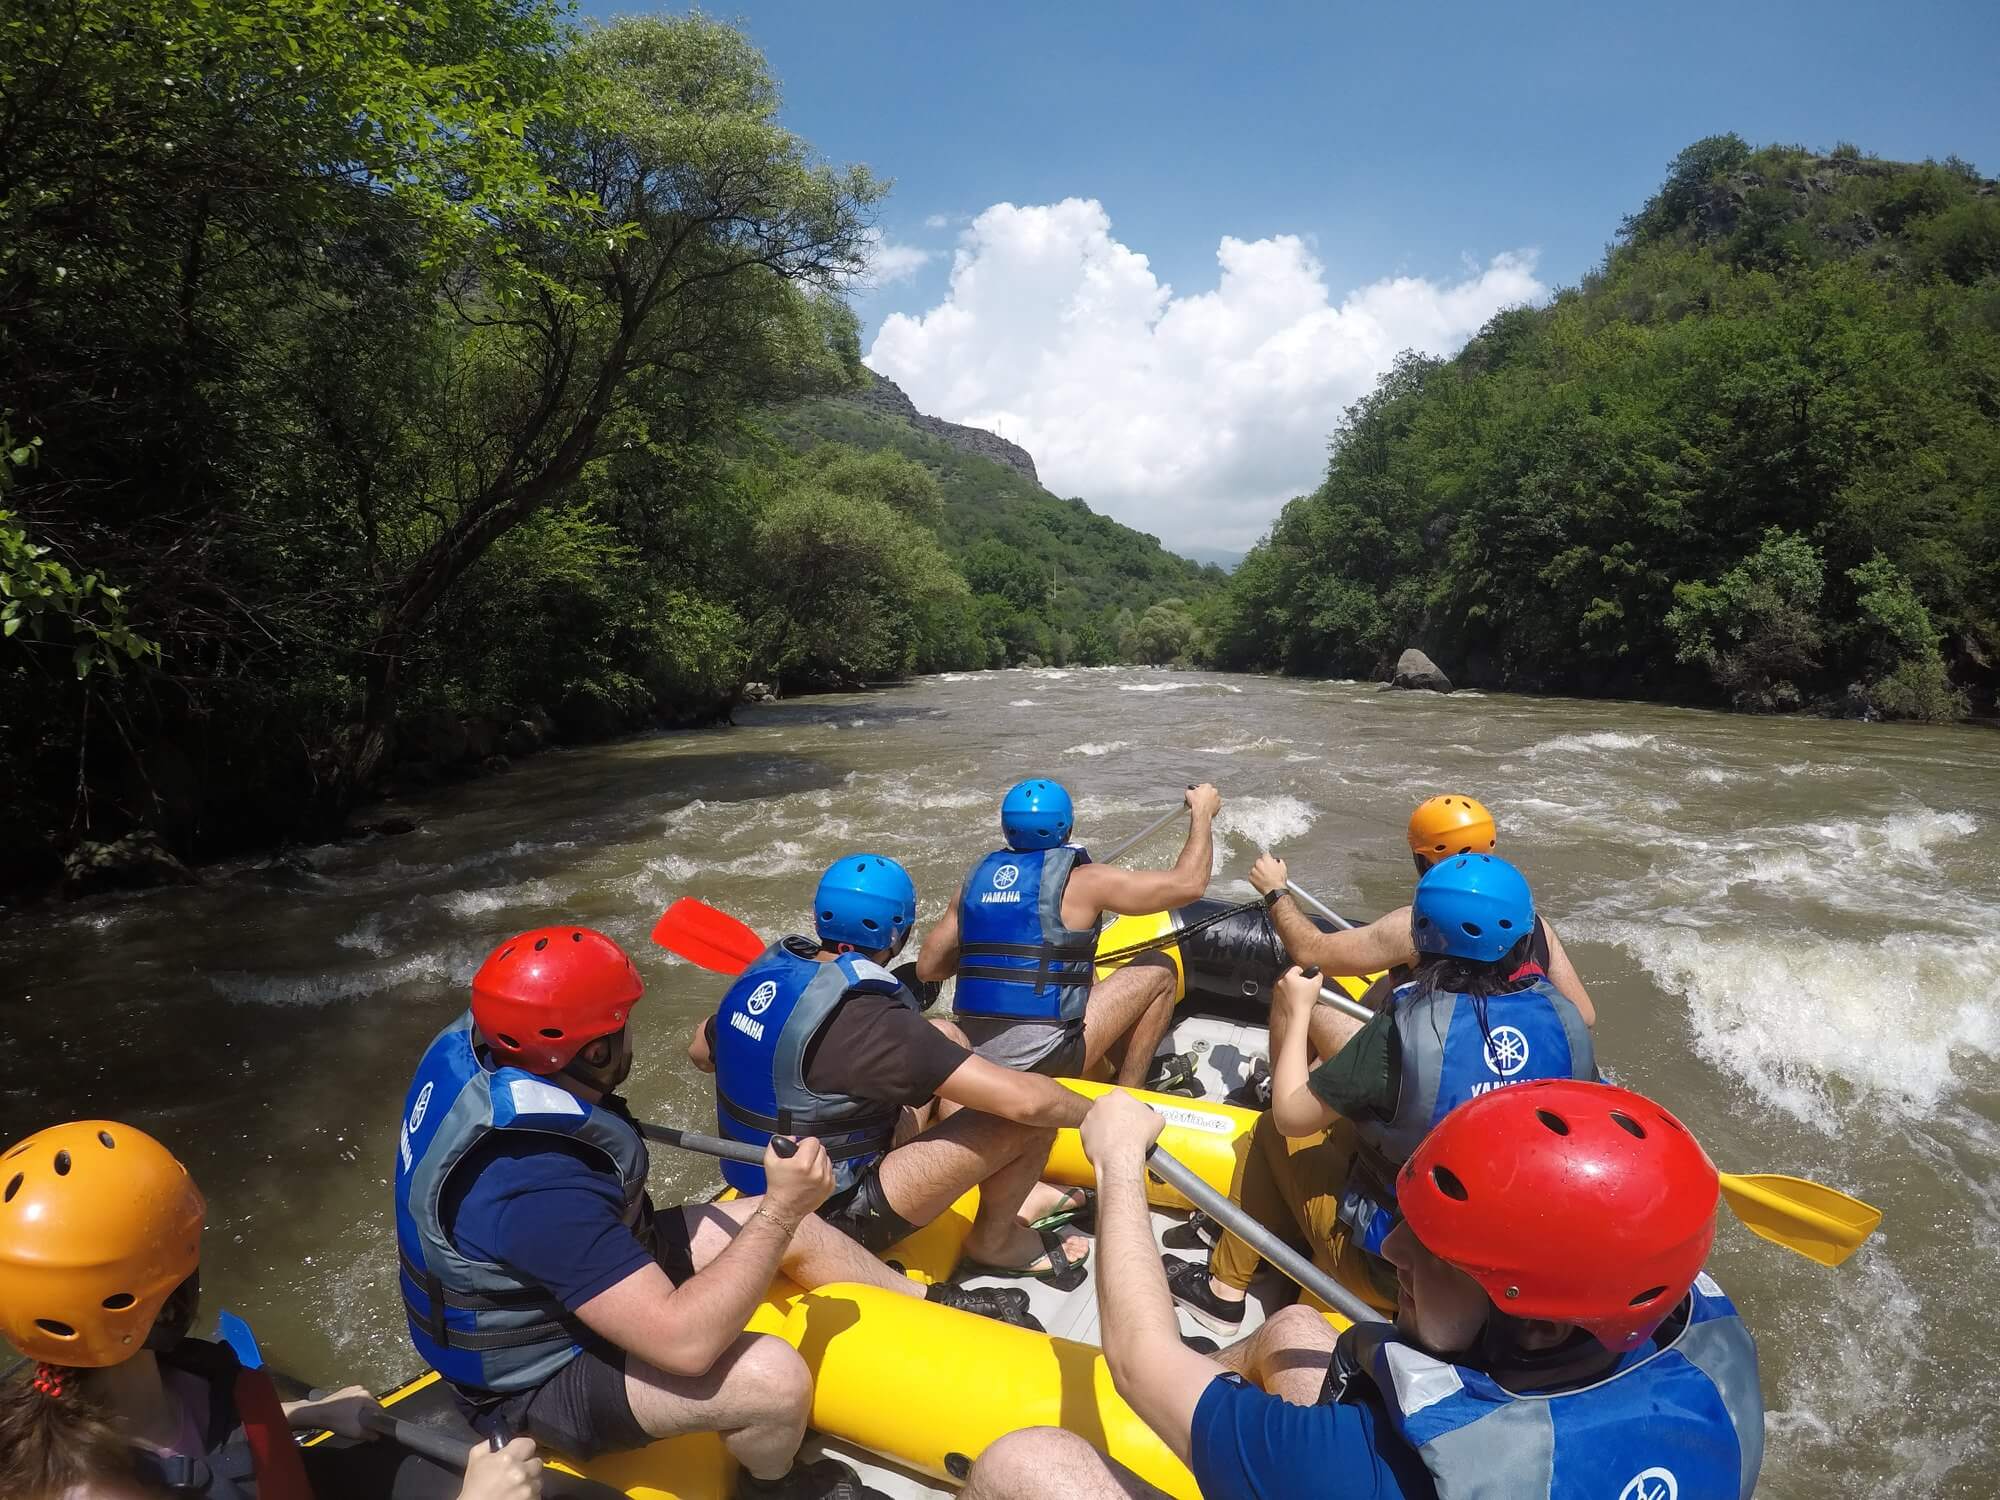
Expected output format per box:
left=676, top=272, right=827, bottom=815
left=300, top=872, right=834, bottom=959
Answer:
left=398, top=707, right=469, bottom=767
left=1391, top=648, right=1454, bottom=694
left=63, top=830, right=199, bottom=897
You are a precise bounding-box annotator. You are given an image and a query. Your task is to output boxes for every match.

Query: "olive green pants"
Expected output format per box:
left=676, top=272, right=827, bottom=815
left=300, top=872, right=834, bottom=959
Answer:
left=1208, top=1112, right=1399, bottom=1316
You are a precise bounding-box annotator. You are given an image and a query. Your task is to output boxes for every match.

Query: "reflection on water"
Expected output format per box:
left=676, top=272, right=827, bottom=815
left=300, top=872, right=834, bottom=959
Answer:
left=3, top=667, right=1996, bottom=1497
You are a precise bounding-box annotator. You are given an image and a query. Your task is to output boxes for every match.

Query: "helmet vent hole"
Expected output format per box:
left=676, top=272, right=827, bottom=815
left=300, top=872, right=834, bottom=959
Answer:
left=53, top=1151, right=71, bottom=1176
left=101, top=1293, right=136, bottom=1310
left=1430, top=1165, right=1470, bottom=1201
left=34, top=1319, right=76, bottom=1339
left=1609, top=1110, right=1647, bottom=1139
left=4, top=1144, right=28, bottom=1160
left=1460, top=922, right=1482, bottom=938
left=533, top=937, right=549, bottom=951
left=97, top=1130, right=116, bottom=1149
left=571, top=931, right=584, bottom=941
left=499, top=946, right=515, bottom=961
left=1655, top=1108, right=1689, bottom=1134
left=538, top=1027, right=564, bottom=1040
left=498, top=1032, right=520, bottom=1050
left=862, top=918, right=878, bottom=930
left=1534, top=1109, right=1570, bottom=1136
left=3, top=1173, right=21, bottom=1202
left=1628, top=1285, right=1667, bottom=1307
left=1497, top=918, right=1515, bottom=930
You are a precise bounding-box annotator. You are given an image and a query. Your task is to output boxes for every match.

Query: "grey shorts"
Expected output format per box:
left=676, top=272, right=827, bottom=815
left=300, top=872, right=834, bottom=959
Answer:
left=956, top=1015, right=1086, bottom=1077
left=463, top=1208, right=699, bottom=1459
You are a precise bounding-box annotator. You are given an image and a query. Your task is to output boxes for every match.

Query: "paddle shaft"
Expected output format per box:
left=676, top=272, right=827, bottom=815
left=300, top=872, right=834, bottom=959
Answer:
left=1145, top=1148, right=1383, bottom=1326
left=1100, top=802, right=1190, bottom=865
left=635, top=1120, right=796, bottom=1167
left=1285, top=880, right=1357, bottom=931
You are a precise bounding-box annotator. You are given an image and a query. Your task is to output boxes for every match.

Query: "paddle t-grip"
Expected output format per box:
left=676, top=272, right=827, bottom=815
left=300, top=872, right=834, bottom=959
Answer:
left=772, top=1135, right=800, bottom=1159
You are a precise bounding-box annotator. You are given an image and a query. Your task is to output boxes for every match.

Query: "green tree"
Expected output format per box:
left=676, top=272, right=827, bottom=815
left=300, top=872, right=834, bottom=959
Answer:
left=1844, top=555, right=1966, bottom=720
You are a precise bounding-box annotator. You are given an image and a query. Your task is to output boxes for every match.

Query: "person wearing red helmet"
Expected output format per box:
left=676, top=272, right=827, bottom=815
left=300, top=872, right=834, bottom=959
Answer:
left=393, top=925, right=955, bottom=1500
left=963, top=1081, right=1763, bottom=1500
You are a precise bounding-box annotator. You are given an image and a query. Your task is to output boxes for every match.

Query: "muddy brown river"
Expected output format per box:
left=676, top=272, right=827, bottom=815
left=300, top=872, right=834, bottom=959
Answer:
left=4, top=668, right=1995, bottom=1496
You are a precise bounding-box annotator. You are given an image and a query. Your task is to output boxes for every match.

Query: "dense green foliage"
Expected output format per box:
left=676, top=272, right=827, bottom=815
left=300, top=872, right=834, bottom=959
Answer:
left=0, top=3, right=1214, bottom=889
left=1214, top=137, right=2000, bottom=719
left=773, top=389, right=1222, bottom=667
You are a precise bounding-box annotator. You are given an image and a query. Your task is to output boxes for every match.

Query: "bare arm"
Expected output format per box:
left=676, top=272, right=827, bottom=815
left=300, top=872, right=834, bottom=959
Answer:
left=933, top=1052, right=1092, bottom=1128
left=573, top=1140, right=832, bottom=1377
left=1063, top=784, right=1221, bottom=924
left=1081, top=1093, right=1225, bottom=1466
left=687, top=1014, right=715, bottom=1073
left=1540, top=920, right=1597, bottom=1026
left=914, top=898, right=962, bottom=982
left=1249, top=856, right=1415, bottom=978
left=1269, top=968, right=1341, bottom=1137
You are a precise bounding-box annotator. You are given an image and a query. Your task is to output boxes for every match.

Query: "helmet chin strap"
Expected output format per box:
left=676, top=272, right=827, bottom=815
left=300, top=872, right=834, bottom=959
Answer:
left=1470, top=1305, right=1606, bottom=1382
left=145, top=1271, right=202, bottom=1352
left=559, top=1030, right=631, bottom=1095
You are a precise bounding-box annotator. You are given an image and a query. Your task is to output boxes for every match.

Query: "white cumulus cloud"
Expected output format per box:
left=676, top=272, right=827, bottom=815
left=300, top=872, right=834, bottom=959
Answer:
left=853, top=227, right=934, bottom=288
left=866, top=198, right=1544, bottom=550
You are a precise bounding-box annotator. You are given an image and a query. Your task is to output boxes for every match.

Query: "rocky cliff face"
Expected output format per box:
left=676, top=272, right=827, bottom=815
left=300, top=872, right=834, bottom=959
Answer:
left=847, top=370, right=1043, bottom=486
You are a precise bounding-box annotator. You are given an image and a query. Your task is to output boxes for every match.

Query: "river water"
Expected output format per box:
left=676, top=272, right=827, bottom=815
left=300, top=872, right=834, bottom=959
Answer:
left=3, top=668, right=1995, bottom=1495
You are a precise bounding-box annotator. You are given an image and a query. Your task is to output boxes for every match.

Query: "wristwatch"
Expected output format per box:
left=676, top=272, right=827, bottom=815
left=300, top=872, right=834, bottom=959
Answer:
left=1263, top=887, right=1286, bottom=909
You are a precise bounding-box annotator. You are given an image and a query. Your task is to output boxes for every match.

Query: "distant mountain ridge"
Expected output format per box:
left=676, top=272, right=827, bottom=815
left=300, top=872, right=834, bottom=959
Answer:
left=847, top=369, right=1043, bottom=484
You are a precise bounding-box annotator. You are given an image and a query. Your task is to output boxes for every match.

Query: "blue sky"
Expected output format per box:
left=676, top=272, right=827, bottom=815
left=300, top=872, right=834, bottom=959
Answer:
left=583, top=0, right=2000, bottom=550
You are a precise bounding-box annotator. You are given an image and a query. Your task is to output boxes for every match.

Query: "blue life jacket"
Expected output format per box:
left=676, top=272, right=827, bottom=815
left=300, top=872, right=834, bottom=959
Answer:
left=393, top=1010, right=650, bottom=1395
left=1333, top=1274, right=1764, bottom=1500
left=1337, top=973, right=1595, bottom=1257
left=952, top=845, right=1100, bottom=1022
left=713, top=939, right=915, bottom=1195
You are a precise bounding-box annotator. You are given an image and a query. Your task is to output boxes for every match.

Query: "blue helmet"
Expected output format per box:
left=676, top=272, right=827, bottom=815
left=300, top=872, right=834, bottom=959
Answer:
left=814, top=853, right=917, bottom=951
left=1000, top=779, right=1074, bottom=851
left=1411, top=854, right=1536, bottom=964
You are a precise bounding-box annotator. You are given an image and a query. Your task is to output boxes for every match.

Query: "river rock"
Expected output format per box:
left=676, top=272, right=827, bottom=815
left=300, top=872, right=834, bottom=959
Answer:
left=462, top=715, right=503, bottom=761
left=742, top=681, right=777, bottom=704
left=480, top=754, right=511, bottom=775
left=399, top=707, right=468, bottom=767
left=503, top=718, right=542, bottom=757
left=1391, top=648, right=1454, bottom=693
left=63, top=831, right=199, bottom=897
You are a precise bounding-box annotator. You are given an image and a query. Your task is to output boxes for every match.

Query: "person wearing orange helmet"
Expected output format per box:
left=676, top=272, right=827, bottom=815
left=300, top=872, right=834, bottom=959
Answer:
left=1249, top=793, right=1596, bottom=1065
left=0, top=1120, right=542, bottom=1500
left=963, top=1081, right=1763, bottom=1500
left=394, top=924, right=1009, bottom=1500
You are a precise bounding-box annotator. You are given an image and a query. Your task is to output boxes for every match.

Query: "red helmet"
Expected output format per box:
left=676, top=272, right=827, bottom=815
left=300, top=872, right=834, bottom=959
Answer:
left=1397, top=1079, right=1720, bottom=1351
left=471, top=926, right=643, bottom=1074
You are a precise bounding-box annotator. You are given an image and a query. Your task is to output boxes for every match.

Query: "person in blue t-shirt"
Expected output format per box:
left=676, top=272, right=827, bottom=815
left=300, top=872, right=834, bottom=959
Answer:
left=963, top=1080, right=1762, bottom=1500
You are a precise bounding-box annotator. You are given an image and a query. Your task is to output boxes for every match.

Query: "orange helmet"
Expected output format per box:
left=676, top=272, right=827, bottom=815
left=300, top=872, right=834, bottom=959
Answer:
left=0, top=1121, right=206, bottom=1366
left=1407, top=794, right=1497, bottom=865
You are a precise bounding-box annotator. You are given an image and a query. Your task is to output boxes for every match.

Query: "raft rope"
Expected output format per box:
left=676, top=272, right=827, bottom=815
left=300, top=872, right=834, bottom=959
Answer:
left=1091, top=896, right=1268, bottom=968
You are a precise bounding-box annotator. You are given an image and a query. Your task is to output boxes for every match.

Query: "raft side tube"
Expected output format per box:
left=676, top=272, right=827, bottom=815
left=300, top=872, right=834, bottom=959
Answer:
left=1045, top=1080, right=1259, bottom=1212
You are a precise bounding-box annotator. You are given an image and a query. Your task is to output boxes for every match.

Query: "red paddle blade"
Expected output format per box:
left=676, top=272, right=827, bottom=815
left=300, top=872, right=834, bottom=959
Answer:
left=651, top=897, right=765, bottom=975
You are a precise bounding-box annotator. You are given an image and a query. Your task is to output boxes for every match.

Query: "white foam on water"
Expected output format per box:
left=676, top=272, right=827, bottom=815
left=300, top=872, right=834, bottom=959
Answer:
left=1032, top=668, right=1073, bottom=679
left=1284, top=752, right=1321, bottom=763
left=939, top=672, right=974, bottom=682
left=1065, top=740, right=1130, bottom=757
left=1606, top=924, right=2000, bottom=1131
left=1116, top=682, right=1186, bottom=693
left=1010, top=699, right=1036, bottom=707
left=1190, top=736, right=1296, bottom=755
left=209, top=948, right=470, bottom=1006
left=1523, top=729, right=1663, bottom=758
left=1214, top=796, right=1319, bottom=868
left=334, top=915, right=393, bottom=957
left=1691, top=765, right=1757, bottom=785
left=438, top=877, right=561, bottom=919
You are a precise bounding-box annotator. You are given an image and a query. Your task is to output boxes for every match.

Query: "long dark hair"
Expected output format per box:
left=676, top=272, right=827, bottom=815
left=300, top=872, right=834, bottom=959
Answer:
left=0, top=1362, right=144, bottom=1500
left=1394, top=929, right=1539, bottom=1067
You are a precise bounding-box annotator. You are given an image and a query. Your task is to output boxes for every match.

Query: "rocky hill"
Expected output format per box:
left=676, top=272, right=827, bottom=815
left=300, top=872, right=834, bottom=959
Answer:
left=844, top=369, right=1043, bottom=485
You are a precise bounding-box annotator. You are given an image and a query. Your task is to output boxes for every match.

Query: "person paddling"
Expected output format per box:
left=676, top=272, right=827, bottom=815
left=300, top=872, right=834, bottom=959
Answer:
left=0, top=1119, right=543, bottom=1500
left=692, top=856, right=1103, bottom=1287
left=917, top=779, right=1223, bottom=1089
left=1250, top=793, right=1596, bottom=1063
left=965, top=1081, right=1763, bottom=1500
left=394, top=925, right=973, bottom=1500
left=1167, top=856, right=1597, bottom=1330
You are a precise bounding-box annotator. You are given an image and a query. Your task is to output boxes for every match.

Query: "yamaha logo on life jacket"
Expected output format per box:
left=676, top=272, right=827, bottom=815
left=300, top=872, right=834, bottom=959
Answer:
left=1467, top=1024, right=1532, bottom=1095
left=745, top=980, right=779, bottom=1015
left=981, top=862, right=1024, bottom=903
left=1620, top=1467, right=1678, bottom=1500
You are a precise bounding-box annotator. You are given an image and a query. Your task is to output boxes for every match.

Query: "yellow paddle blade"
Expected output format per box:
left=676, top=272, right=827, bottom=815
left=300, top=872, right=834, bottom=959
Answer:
left=1718, top=1171, right=1882, bottom=1267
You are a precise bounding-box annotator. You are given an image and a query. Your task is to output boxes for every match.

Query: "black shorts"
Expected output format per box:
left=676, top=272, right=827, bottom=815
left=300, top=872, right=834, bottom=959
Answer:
left=816, top=1166, right=918, bottom=1255
left=464, top=1208, right=699, bottom=1460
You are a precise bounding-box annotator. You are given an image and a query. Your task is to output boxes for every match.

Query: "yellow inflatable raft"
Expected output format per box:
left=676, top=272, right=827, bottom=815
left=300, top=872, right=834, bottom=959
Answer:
left=354, top=905, right=1376, bottom=1499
